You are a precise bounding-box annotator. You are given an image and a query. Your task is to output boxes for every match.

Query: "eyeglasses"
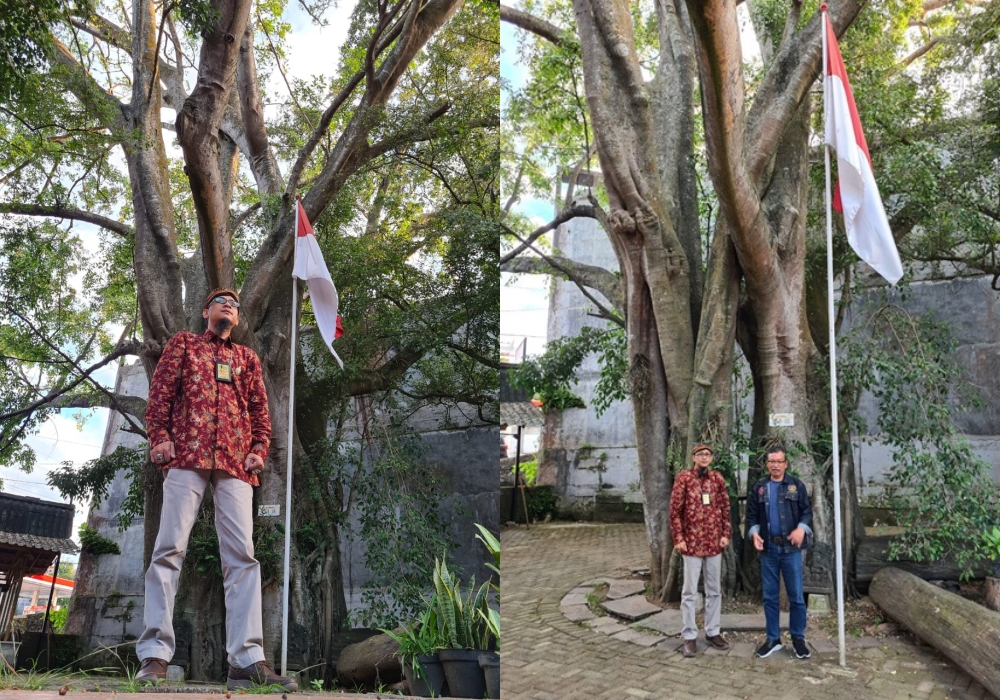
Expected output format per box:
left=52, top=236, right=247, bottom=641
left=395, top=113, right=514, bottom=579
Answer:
left=212, top=296, right=240, bottom=308
left=766, top=459, right=787, bottom=465
left=694, top=451, right=712, bottom=457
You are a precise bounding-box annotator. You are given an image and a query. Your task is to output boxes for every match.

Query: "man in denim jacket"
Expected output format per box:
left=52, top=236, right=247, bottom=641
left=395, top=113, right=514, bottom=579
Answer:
left=745, top=444, right=813, bottom=660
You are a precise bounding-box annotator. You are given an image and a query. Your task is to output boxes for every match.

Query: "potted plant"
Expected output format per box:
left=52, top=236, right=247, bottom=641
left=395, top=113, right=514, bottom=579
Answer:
left=382, top=603, right=448, bottom=698
left=434, top=557, right=492, bottom=699
left=475, top=524, right=500, bottom=699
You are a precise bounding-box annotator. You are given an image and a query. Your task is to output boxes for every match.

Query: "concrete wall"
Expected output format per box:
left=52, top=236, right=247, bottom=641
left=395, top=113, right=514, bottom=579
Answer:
left=537, top=196, right=639, bottom=515
left=63, top=361, right=147, bottom=651
left=339, top=418, right=500, bottom=614
left=851, top=276, right=1000, bottom=494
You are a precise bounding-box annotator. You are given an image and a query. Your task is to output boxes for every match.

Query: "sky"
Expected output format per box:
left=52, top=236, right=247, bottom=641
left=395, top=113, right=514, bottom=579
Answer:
left=500, top=20, right=551, bottom=361
left=1, top=0, right=355, bottom=556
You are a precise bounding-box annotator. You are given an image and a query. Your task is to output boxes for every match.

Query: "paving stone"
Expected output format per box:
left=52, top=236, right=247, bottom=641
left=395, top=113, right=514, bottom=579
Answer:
left=501, top=522, right=985, bottom=700
left=583, top=617, right=628, bottom=635
left=606, top=578, right=647, bottom=600
left=570, top=586, right=595, bottom=595
left=729, top=641, right=757, bottom=658
left=562, top=604, right=596, bottom=622
left=630, top=609, right=683, bottom=636
left=718, top=612, right=786, bottom=630
left=561, top=592, right=590, bottom=606
left=601, top=594, right=661, bottom=621
left=807, top=593, right=831, bottom=615
left=809, top=637, right=840, bottom=654
left=610, top=629, right=662, bottom=647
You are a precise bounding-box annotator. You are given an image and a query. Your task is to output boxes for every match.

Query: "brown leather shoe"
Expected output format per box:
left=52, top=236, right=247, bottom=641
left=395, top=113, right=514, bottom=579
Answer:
left=682, top=639, right=698, bottom=657
left=135, top=657, right=168, bottom=684
left=227, top=661, right=298, bottom=692
left=707, top=634, right=731, bottom=650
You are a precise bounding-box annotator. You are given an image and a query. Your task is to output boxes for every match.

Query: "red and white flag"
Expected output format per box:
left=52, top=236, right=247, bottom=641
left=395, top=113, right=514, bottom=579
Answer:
left=293, top=198, right=344, bottom=368
left=823, top=14, right=903, bottom=285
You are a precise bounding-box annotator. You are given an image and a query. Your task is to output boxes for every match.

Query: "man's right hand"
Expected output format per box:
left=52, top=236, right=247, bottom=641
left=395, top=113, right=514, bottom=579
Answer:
left=752, top=532, right=764, bottom=552
left=674, top=540, right=687, bottom=554
left=150, top=441, right=175, bottom=465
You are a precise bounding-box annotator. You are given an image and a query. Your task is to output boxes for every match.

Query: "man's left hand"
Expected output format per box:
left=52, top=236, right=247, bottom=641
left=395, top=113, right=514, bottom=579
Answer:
left=245, top=453, right=265, bottom=475
left=719, top=537, right=730, bottom=548
left=787, top=527, right=805, bottom=547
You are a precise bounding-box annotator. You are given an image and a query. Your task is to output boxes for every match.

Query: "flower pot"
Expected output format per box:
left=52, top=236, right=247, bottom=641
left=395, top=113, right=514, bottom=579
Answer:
left=0, top=641, right=18, bottom=669
left=479, top=651, right=499, bottom=699
left=403, top=652, right=449, bottom=697
left=438, top=648, right=487, bottom=699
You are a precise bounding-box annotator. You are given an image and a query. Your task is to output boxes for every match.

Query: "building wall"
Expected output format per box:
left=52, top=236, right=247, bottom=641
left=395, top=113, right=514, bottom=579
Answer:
left=63, top=361, right=147, bottom=650
left=537, top=197, right=639, bottom=516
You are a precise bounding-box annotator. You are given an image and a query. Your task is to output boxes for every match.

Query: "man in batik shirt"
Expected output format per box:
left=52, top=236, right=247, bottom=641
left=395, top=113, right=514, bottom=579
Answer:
left=134, top=288, right=296, bottom=692
left=669, top=443, right=732, bottom=657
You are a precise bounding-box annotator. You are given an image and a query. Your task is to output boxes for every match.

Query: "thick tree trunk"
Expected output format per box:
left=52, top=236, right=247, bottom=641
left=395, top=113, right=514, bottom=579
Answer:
left=871, top=567, right=1000, bottom=699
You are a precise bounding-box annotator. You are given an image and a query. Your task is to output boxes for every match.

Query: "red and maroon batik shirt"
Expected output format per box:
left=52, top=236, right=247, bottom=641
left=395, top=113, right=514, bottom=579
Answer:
left=145, top=330, right=271, bottom=487
left=669, top=468, right=732, bottom=557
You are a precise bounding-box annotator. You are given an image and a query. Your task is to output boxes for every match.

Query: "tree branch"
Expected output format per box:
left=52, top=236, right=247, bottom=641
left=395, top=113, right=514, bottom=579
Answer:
left=445, top=341, right=502, bottom=370
left=502, top=254, right=623, bottom=312
left=231, top=201, right=262, bottom=235
left=0, top=340, right=141, bottom=424
left=0, top=202, right=134, bottom=237
left=53, top=393, right=148, bottom=426
left=499, top=5, right=568, bottom=46
left=499, top=202, right=595, bottom=266
left=8, top=311, right=147, bottom=437
left=502, top=225, right=625, bottom=326
left=237, top=26, right=284, bottom=197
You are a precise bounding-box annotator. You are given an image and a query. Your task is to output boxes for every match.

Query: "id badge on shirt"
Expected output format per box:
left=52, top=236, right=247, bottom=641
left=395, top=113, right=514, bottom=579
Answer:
left=702, top=492, right=711, bottom=505
left=215, top=361, right=233, bottom=383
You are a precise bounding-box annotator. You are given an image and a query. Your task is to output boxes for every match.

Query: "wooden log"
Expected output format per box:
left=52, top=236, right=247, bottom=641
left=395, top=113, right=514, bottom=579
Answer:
left=870, top=567, right=1000, bottom=699
left=853, top=536, right=992, bottom=591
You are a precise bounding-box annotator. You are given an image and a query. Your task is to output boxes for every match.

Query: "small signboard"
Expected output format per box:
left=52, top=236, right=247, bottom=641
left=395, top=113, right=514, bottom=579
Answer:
left=258, top=505, right=281, bottom=517
left=768, top=413, right=795, bottom=427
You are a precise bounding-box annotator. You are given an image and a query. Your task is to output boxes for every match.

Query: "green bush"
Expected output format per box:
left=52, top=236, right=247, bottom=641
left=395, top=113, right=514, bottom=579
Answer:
left=78, top=524, right=120, bottom=555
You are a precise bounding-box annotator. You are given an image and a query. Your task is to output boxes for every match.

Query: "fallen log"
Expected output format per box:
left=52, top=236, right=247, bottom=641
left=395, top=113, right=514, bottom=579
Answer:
left=854, top=536, right=992, bottom=591
left=870, top=567, right=1000, bottom=699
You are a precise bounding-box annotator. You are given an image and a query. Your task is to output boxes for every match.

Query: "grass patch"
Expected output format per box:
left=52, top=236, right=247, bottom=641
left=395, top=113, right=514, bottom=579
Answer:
left=586, top=583, right=610, bottom=616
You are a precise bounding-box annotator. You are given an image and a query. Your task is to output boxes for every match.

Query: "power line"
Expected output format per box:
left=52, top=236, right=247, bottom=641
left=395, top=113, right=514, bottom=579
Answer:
left=26, top=435, right=104, bottom=449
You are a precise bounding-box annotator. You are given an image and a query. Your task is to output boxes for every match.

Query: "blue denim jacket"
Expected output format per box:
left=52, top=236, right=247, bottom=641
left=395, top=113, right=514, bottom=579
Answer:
left=746, top=474, right=813, bottom=554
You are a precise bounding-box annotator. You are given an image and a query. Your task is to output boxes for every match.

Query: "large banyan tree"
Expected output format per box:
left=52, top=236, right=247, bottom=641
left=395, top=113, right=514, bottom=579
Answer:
left=500, top=0, right=916, bottom=600
left=1, top=0, right=498, bottom=682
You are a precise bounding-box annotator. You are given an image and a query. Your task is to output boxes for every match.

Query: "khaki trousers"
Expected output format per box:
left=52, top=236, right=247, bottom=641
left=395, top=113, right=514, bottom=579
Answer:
left=136, top=468, right=265, bottom=668
left=681, top=553, right=722, bottom=641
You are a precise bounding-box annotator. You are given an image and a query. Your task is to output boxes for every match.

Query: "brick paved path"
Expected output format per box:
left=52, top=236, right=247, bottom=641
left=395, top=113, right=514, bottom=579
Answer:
left=502, top=522, right=996, bottom=700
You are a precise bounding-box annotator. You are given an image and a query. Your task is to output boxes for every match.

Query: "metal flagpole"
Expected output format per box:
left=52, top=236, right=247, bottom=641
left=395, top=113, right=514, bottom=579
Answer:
left=281, top=199, right=300, bottom=676
left=822, top=6, right=848, bottom=668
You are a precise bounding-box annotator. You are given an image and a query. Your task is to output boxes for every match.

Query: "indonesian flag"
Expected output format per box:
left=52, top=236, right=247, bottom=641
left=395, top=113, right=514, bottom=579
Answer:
left=293, top=198, right=344, bottom=368
left=823, top=13, right=903, bottom=285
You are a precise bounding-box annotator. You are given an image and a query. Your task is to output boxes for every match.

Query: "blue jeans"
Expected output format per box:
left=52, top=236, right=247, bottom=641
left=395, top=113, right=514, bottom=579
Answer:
left=760, top=547, right=806, bottom=641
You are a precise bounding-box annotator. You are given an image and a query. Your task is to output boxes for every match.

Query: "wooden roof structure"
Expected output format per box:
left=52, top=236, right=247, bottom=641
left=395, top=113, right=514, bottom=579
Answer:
left=0, top=494, right=78, bottom=639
